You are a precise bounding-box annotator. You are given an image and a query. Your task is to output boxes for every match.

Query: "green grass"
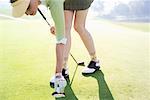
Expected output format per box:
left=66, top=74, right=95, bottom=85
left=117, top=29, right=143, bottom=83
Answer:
left=0, top=18, right=149, bottom=100
left=114, top=22, right=150, bottom=32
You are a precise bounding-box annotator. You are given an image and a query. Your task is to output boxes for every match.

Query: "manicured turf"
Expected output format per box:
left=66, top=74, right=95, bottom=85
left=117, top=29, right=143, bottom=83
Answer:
left=0, top=18, right=149, bottom=100
left=114, top=22, right=150, bottom=32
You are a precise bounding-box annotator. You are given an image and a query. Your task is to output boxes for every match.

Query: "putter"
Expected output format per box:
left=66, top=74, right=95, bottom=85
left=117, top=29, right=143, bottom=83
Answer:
left=38, top=8, right=85, bottom=86
left=70, top=53, right=85, bottom=86
left=70, top=53, right=85, bottom=66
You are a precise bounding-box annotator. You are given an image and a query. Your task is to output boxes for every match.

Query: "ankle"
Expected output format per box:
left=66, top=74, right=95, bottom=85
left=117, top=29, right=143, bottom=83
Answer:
left=63, top=66, right=68, bottom=70
left=90, top=53, right=98, bottom=61
left=91, top=59, right=99, bottom=63
left=55, top=73, right=62, bottom=78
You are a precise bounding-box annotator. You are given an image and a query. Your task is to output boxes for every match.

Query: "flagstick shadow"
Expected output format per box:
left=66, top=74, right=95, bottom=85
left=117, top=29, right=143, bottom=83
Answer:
left=55, top=79, right=78, bottom=100
left=83, top=70, right=114, bottom=100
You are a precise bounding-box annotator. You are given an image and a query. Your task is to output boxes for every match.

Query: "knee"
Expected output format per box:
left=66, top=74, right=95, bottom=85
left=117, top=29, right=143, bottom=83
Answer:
left=65, top=25, right=71, bottom=35
left=65, top=22, right=72, bottom=37
left=74, top=23, right=85, bottom=34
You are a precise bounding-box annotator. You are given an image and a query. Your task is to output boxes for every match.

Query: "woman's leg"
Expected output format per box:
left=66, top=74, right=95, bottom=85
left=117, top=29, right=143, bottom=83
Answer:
left=49, top=10, right=74, bottom=88
left=73, top=9, right=100, bottom=74
left=48, top=0, right=67, bottom=97
left=63, top=10, right=74, bottom=68
left=74, top=9, right=97, bottom=61
left=48, top=0, right=66, bottom=74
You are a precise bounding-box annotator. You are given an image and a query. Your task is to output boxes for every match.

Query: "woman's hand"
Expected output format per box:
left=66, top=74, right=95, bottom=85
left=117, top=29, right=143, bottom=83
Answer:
left=50, top=26, right=56, bottom=35
left=25, top=0, right=41, bottom=15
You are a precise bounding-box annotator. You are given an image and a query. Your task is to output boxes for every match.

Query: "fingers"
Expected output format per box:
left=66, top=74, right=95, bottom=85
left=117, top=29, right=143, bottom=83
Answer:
left=26, top=7, right=38, bottom=15
left=38, top=0, right=41, bottom=5
left=25, top=0, right=39, bottom=16
left=30, top=9, right=37, bottom=15
left=50, top=26, right=56, bottom=35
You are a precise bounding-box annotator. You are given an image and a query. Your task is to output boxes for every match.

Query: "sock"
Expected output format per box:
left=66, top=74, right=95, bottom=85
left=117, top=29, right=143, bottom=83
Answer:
left=63, top=63, right=68, bottom=69
left=90, top=53, right=98, bottom=62
left=63, top=57, right=68, bottom=69
left=55, top=73, right=62, bottom=78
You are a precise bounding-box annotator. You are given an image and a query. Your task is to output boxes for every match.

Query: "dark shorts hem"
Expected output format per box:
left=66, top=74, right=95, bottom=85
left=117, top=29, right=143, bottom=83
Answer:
left=64, top=5, right=91, bottom=10
left=64, top=0, right=94, bottom=11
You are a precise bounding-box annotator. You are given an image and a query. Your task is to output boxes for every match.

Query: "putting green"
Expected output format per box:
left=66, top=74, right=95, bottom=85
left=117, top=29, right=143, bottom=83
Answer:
left=0, top=18, right=149, bottom=100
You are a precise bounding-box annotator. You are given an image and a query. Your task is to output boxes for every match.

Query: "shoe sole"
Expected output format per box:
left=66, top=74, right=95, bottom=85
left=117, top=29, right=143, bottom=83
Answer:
left=82, top=68, right=100, bottom=75
left=52, top=92, right=65, bottom=98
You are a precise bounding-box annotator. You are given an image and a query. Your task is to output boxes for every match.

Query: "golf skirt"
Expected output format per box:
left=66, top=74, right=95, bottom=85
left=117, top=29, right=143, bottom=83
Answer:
left=64, top=0, right=94, bottom=10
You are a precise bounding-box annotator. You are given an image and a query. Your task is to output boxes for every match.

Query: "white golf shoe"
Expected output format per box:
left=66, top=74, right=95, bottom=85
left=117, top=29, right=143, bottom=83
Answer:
left=50, top=68, right=69, bottom=88
left=82, top=60, right=100, bottom=74
left=52, top=74, right=67, bottom=98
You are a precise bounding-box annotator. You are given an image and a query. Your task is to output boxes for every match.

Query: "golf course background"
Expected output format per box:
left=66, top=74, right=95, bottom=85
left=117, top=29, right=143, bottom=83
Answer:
left=0, top=3, right=150, bottom=100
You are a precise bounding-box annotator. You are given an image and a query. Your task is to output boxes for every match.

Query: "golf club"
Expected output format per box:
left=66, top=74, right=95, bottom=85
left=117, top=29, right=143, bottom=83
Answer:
left=38, top=8, right=85, bottom=66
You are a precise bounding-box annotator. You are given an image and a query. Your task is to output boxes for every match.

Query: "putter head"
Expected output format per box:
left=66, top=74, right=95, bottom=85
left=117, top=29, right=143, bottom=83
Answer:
left=78, top=62, right=85, bottom=66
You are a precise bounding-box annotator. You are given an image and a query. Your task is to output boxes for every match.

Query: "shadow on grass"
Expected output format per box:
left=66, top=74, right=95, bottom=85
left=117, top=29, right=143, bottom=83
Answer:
left=55, top=79, right=78, bottom=100
left=83, top=70, right=114, bottom=100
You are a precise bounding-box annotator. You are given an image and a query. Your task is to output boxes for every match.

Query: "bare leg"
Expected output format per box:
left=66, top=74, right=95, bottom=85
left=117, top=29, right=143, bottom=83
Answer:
left=56, top=44, right=65, bottom=73
left=73, top=9, right=100, bottom=74
left=63, top=10, right=74, bottom=67
left=74, top=9, right=97, bottom=60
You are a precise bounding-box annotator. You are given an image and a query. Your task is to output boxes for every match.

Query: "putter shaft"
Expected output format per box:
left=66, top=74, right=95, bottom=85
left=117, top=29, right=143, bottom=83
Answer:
left=38, top=8, right=51, bottom=27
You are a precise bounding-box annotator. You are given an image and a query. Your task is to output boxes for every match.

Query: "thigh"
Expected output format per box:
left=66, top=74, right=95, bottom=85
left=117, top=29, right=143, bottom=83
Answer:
left=74, top=9, right=89, bottom=27
left=64, top=10, right=74, bottom=32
